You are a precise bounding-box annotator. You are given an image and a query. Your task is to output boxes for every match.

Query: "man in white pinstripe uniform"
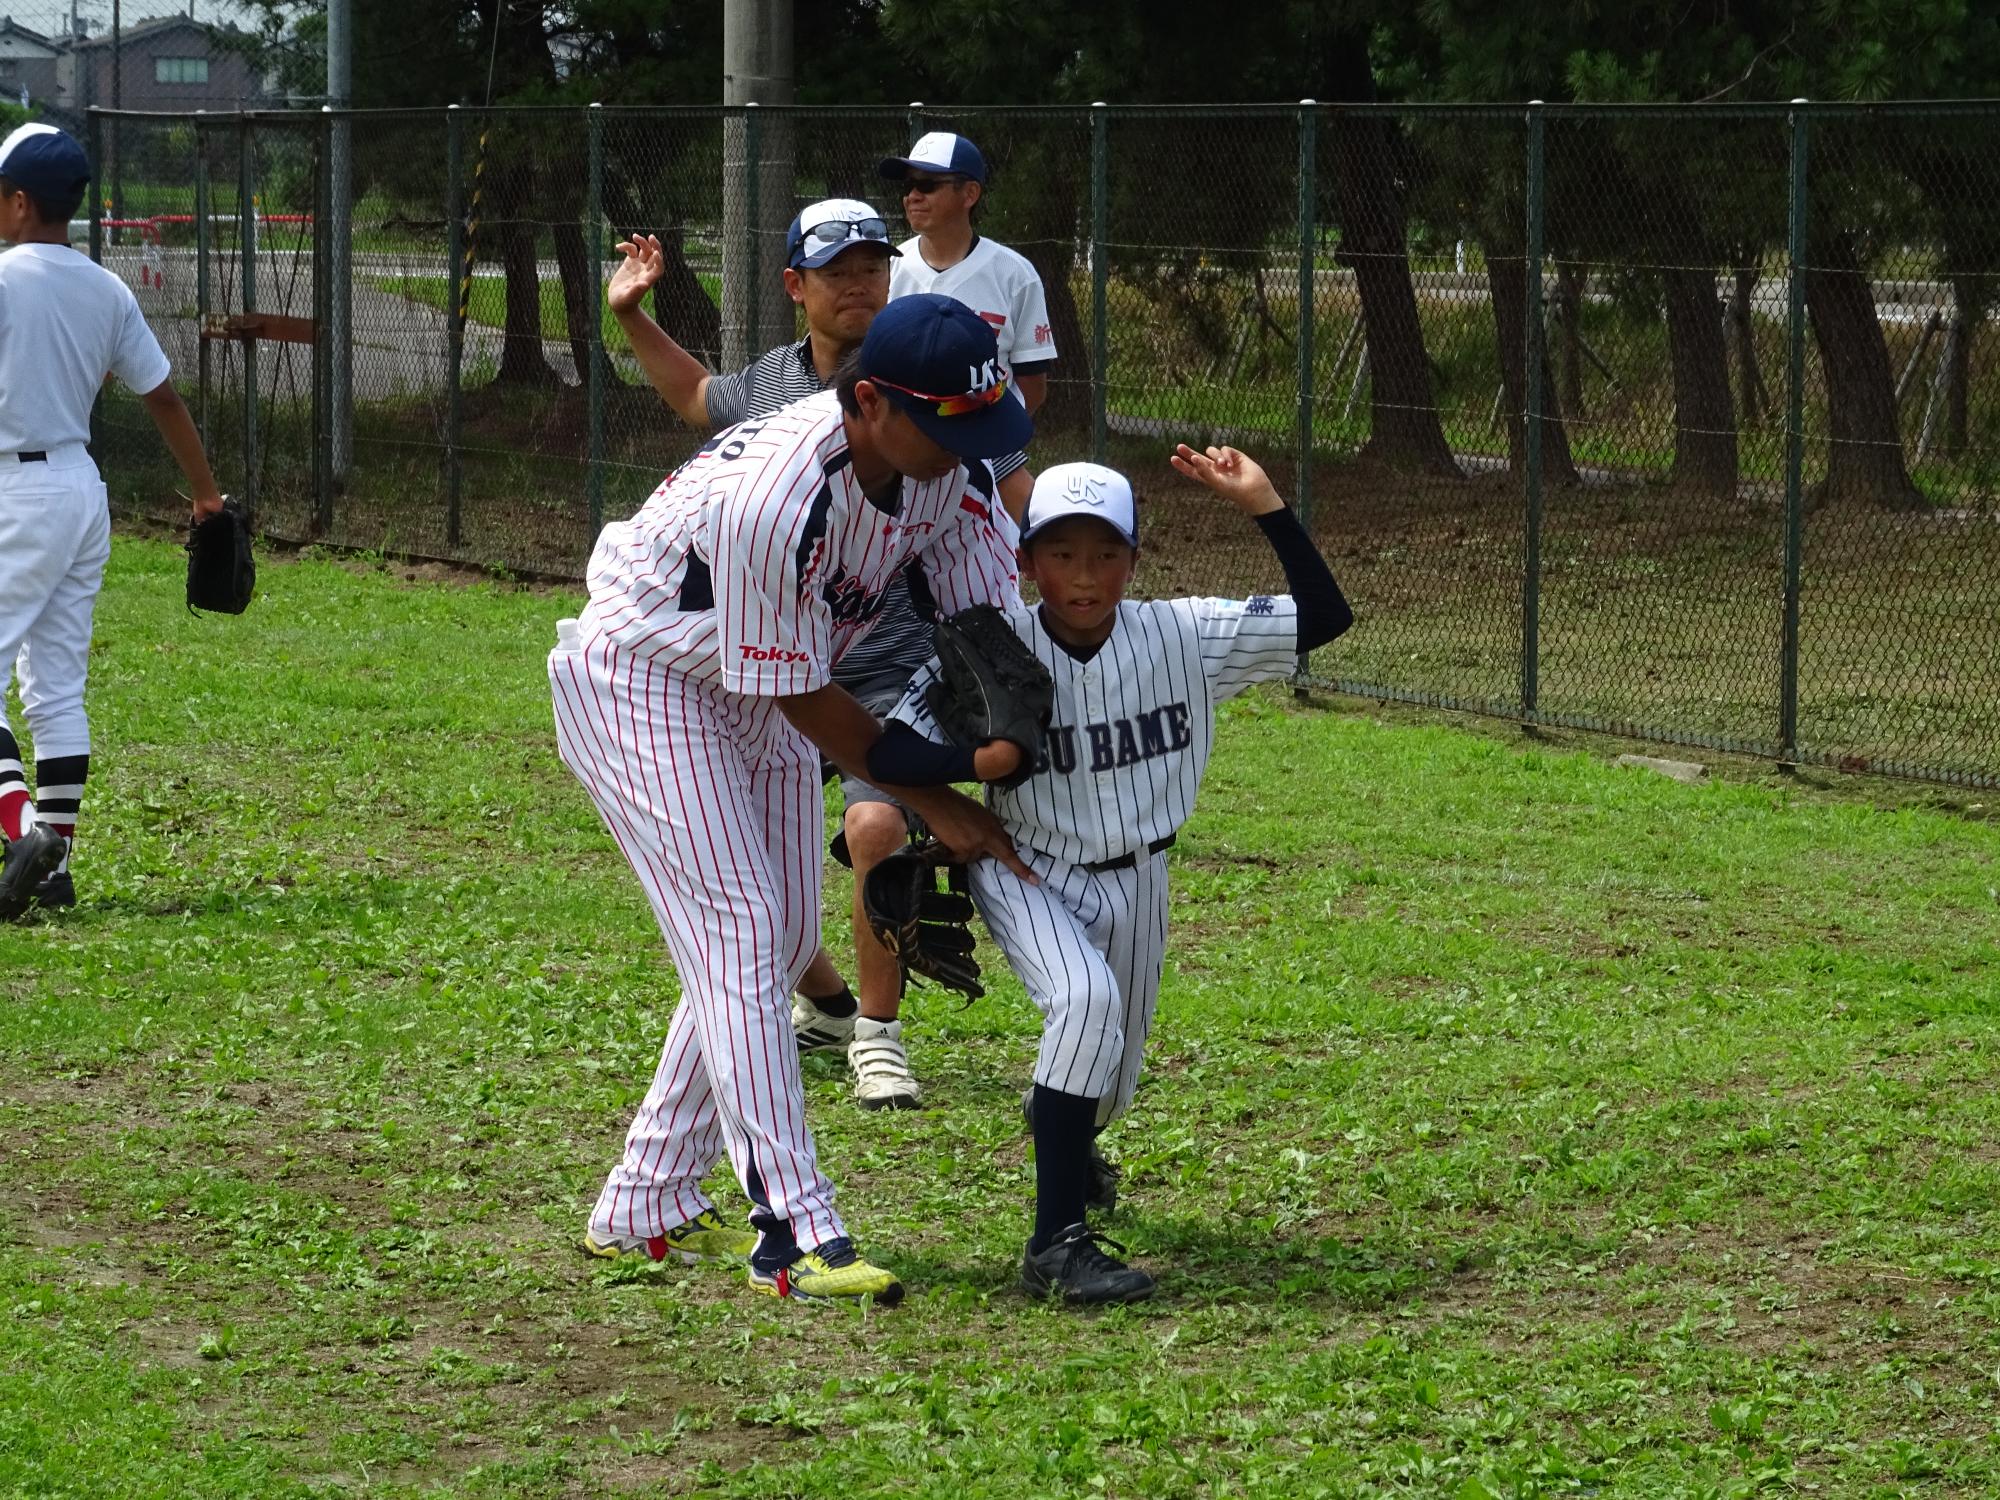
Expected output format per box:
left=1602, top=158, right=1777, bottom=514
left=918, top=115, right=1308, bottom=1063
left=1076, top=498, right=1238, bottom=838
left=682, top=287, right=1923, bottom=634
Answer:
left=884, top=444, right=1354, bottom=1303
left=552, top=294, right=1035, bottom=1304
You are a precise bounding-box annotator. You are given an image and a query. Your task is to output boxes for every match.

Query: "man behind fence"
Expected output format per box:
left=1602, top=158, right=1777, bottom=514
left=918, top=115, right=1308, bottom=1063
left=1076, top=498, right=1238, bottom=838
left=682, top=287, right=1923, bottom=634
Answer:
left=605, top=198, right=1003, bottom=1111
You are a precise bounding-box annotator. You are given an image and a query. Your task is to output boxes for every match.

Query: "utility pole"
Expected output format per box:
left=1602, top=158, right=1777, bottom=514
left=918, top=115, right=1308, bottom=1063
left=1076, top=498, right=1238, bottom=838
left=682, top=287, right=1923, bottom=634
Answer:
left=109, top=0, right=121, bottom=242
left=327, top=0, right=352, bottom=487
left=721, top=0, right=794, bottom=367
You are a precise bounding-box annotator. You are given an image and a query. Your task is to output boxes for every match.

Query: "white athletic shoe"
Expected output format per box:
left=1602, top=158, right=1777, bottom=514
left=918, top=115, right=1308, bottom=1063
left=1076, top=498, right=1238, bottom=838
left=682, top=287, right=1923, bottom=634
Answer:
left=849, top=1018, right=921, bottom=1111
left=792, top=995, right=856, bottom=1054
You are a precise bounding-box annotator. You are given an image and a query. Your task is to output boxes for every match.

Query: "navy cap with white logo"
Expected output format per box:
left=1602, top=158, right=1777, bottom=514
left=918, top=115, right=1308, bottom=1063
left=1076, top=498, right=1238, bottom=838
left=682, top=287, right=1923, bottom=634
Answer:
left=857, top=293, right=1033, bottom=459
left=879, top=131, right=987, bottom=185
left=0, top=123, right=90, bottom=202
left=1022, top=463, right=1139, bottom=548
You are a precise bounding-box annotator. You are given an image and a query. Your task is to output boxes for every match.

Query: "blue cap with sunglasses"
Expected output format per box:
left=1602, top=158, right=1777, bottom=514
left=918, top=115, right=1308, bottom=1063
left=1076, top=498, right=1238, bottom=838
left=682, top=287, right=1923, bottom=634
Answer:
left=785, top=198, right=894, bottom=271
left=858, top=293, right=1033, bottom=459
left=878, top=131, right=987, bottom=186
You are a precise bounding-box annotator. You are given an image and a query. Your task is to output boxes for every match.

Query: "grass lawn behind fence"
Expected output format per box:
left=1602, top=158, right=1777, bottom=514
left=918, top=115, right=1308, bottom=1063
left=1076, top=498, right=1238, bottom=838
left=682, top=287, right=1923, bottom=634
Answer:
left=3, top=537, right=1999, bottom=1497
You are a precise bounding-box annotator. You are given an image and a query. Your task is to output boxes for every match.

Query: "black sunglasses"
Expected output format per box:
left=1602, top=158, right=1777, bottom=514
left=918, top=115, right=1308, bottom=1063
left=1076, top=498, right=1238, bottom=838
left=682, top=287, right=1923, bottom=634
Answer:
left=799, top=216, right=890, bottom=250
left=902, top=176, right=963, bottom=195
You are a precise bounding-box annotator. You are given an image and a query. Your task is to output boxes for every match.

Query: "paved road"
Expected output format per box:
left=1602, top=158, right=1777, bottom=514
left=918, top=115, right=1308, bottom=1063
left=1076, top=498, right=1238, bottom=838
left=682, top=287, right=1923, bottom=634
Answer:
left=91, top=244, right=1982, bottom=409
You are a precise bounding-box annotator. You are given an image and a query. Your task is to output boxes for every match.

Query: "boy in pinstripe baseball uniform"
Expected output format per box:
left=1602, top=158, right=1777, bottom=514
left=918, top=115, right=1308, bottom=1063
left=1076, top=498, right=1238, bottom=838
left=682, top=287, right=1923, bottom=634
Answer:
left=554, top=294, right=1035, bottom=1304
left=0, top=124, right=226, bottom=920
left=884, top=444, right=1353, bottom=1303
left=607, top=198, right=998, bottom=1109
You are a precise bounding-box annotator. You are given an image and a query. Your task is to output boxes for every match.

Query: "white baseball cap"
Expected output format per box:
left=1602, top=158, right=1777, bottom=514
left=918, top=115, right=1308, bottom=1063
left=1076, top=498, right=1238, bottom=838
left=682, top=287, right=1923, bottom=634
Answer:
left=785, top=197, right=893, bottom=270
left=1022, top=462, right=1138, bottom=548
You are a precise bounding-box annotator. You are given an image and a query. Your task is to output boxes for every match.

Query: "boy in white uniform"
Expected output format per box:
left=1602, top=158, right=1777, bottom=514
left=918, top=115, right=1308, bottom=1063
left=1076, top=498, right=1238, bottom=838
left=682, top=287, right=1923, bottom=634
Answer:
left=879, top=132, right=1055, bottom=520
left=884, top=445, right=1354, bottom=1303
left=0, top=124, right=226, bottom=919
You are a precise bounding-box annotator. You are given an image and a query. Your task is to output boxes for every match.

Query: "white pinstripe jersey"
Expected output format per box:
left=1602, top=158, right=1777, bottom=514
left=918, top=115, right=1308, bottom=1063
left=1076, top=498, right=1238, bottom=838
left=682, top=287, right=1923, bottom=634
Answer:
left=892, top=595, right=1300, bottom=865
left=580, top=392, right=1017, bottom=696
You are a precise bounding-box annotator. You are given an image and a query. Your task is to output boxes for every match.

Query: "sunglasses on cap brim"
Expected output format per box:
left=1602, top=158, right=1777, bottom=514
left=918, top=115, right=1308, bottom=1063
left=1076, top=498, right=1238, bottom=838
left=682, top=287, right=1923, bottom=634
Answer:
left=868, top=375, right=1012, bottom=417
left=798, top=216, right=890, bottom=251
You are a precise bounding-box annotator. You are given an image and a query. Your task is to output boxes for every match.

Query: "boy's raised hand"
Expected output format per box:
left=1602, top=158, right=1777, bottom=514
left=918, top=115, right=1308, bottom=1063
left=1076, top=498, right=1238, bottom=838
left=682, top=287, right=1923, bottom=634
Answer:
left=606, top=234, right=666, bottom=315
left=1170, top=442, right=1284, bottom=517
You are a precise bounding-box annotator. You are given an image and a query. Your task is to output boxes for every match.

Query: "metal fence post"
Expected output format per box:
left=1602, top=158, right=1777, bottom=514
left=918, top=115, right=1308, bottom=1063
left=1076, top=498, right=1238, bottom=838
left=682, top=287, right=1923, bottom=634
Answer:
left=1296, top=100, right=1317, bottom=526
left=445, top=105, right=465, bottom=548
left=744, top=104, right=762, bottom=348
left=1521, top=101, right=1547, bottom=721
left=1090, top=101, right=1109, bottom=463
left=314, top=111, right=333, bottom=532
left=239, top=115, right=259, bottom=519
left=194, top=114, right=209, bottom=446
left=907, top=99, right=923, bottom=143
left=587, top=103, right=606, bottom=537
left=1780, top=101, right=1810, bottom=762
left=87, top=110, right=103, bottom=264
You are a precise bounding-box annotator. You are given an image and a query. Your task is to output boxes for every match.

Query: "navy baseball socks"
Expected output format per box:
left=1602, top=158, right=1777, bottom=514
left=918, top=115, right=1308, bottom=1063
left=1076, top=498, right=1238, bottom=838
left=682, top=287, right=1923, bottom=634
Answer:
left=1021, top=1084, right=1154, bottom=1305
left=1021, top=1085, right=1122, bottom=1213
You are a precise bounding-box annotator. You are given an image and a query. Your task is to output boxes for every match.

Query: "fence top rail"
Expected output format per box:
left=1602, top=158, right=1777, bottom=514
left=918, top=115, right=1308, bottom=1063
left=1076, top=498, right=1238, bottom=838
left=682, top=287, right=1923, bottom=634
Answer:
left=82, top=97, right=2000, bottom=126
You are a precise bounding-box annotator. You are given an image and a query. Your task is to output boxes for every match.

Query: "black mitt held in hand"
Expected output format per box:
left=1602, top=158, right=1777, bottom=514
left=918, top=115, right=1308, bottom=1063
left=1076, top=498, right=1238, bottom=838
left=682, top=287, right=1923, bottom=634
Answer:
left=862, top=839, right=983, bottom=999
left=186, top=499, right=255, bottom=615
left=925, top=605, right=1053, bottom=790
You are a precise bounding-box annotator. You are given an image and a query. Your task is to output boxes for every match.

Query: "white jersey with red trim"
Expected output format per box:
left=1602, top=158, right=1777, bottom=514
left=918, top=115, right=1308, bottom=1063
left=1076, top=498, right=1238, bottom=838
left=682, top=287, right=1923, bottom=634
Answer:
left=889, top=236, right=1055, bottom=380
left=580, top=390, right=1018, bottom=695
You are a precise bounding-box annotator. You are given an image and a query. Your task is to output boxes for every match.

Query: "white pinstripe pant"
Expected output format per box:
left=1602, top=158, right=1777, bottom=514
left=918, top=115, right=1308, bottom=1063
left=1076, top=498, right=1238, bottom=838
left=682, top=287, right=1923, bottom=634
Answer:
left=549, top=637, right=844, bottom=1257
left=970, top=847, right=1171, bottom=1127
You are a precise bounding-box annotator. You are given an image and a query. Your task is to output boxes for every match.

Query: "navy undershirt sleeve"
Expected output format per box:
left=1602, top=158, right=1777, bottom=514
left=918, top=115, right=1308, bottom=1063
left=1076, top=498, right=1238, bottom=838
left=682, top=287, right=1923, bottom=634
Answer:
left=1253, top=506, right=1354, bottom=652
left=865, top=720, right=980, bottom=787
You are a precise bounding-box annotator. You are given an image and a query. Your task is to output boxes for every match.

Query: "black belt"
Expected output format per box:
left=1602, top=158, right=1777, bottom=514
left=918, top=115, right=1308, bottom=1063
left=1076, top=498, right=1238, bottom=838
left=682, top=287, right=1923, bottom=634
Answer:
left=1084, top=834, right=1176, bottom=873
left=15, top=451, right=46, bottom=463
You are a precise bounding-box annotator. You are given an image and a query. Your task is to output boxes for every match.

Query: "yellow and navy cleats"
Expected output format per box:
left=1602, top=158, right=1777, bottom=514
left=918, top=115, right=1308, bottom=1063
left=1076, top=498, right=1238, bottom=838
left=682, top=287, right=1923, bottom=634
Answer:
left=582, top=1208, right=757, bottom=1266
left=748, top=1237, right=904, bottom=1305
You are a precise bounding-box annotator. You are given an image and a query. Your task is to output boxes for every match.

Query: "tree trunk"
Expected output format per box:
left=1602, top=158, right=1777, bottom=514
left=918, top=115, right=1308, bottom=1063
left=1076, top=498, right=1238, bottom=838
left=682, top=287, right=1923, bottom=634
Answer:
left=1661, top=263, right=1738, bottom=496
left=1324, top=64, right=1458, bottom=475
left=1804, top=234, right=1923, bottom=508
left=488, top=162, right=558, bottom=388
left=1944, top=273, right=1988, bottom=459
left=1016, top=238, right=1089, bottom=434
left=1731, top=263, right=1769, bottom=426
left=1555, top=261, right=1585, bottom=420
left=552, top=217, right=619, bottom=391
left=1485, top=246, right=1580, bottom=485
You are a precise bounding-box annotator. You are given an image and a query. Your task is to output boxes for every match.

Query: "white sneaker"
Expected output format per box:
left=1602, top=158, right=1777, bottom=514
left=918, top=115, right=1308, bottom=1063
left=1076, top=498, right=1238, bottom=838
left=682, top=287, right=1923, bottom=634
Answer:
left=849, top=1019, right=921, bottom=1111
left=792, top=995, right=856, bottom=1054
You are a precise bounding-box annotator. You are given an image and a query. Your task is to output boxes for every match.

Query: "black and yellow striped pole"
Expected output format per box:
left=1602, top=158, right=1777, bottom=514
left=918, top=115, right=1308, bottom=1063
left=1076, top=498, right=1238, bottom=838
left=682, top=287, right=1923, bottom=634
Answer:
left=458, top=121, right=488, bottom=329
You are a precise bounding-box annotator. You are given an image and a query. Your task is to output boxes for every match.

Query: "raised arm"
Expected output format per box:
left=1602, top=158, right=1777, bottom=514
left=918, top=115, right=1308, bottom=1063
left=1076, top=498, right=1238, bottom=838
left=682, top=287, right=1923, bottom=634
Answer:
left=1170, top=443, right=1353, bottom=652
left=607, top=234, right=715, bottom=432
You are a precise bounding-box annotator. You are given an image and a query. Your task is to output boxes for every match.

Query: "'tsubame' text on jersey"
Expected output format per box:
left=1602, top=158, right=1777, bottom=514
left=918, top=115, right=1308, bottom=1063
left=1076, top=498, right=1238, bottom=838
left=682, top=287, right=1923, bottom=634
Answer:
left=1028, top=703, right=1194, bottom=776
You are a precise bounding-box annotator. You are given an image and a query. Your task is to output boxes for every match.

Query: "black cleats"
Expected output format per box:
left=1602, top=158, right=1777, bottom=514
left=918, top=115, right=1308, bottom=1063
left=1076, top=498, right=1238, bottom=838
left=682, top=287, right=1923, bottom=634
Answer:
left=1021, top=1223, right=1155, bottom=1306
left=0, top=826, right=66, bottom=920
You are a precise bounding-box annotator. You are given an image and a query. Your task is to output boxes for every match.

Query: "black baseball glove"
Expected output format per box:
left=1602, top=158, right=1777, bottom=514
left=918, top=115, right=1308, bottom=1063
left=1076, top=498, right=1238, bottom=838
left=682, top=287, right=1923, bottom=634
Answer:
left=925, top=605, right=1053, bottom=790
left=186, top=499, right=255, bottom=615
left=862, top=838, right=982, bottom=999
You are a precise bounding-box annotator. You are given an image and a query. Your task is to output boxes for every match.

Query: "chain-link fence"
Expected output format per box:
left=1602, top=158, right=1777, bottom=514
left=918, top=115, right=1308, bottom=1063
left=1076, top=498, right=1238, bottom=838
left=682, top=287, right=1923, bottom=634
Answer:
left=81, top=101, right=2000, bottom=787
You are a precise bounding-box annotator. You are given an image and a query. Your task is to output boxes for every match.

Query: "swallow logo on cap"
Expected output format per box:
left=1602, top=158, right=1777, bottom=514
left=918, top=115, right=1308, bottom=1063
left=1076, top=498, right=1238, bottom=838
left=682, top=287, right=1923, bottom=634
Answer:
left=1063, top=470, right=1108, bottom=507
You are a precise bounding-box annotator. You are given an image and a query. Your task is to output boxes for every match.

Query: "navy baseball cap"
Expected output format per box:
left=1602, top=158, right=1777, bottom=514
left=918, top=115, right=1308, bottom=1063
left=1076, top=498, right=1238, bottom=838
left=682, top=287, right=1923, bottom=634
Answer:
left=0, top=123, right=90, bottom=200
left=858, top=293, right=1032, bottom=459
left=785, top=197, right=894, bottom=271
left=879, top=131, right=987, bottom=185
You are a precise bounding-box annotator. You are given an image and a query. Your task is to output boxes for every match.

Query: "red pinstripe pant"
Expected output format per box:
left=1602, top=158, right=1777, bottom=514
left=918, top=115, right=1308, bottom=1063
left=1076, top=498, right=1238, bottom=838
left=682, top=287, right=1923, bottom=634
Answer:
left=550, top=636, right=844, bottom=1259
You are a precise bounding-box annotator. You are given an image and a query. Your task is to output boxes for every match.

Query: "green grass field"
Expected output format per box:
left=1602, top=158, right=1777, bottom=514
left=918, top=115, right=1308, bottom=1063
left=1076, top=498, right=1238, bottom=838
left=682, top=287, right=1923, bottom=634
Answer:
left=4, top=537, right=1999, bottom=1498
